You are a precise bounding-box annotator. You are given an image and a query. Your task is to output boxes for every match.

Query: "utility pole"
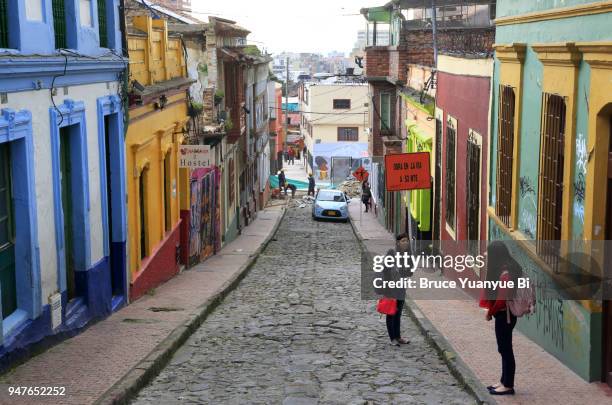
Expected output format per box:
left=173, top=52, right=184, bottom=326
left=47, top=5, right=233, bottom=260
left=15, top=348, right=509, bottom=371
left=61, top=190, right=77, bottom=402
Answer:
left=283, top=57, right=289, bottom=155
left=431, top=0, right=438, bottom=67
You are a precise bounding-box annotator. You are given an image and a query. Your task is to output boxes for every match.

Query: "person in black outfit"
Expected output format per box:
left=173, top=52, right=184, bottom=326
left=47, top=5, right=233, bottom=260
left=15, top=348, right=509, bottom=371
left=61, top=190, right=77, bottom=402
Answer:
left=381, top=241, right=413, bottom=346
left=307, top=172, right=315, bottom=196
left=481, top=241, right=522, bottom=396
left=285, top=183, right=297, bottom=198
left=278, top=170, right=286, bottom=194
left=361, top=181, right=372, bottom=212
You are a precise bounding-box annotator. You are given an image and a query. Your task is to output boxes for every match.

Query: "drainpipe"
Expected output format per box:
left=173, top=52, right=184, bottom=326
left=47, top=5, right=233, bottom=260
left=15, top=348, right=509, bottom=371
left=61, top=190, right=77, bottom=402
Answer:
left=119, top=0, right=128, bottom=56
left=431, top=0, right=438, bottom=67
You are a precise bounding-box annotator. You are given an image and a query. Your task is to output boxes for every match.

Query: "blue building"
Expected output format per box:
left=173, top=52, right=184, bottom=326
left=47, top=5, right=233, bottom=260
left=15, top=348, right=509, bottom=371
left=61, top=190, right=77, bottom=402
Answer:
left=0, top=0, right=127, bottom=369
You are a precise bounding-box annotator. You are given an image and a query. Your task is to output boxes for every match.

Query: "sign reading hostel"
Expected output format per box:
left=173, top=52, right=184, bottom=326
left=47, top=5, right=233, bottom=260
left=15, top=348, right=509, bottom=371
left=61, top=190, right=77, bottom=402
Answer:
left=179, top=145, right=211, bottom=168
left=384, top=152, right=431, bottom=191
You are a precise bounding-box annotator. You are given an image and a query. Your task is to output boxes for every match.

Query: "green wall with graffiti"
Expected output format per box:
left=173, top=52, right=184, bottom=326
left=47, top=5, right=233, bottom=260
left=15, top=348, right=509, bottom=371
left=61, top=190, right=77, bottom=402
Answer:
left=488, top=1, right=609, bottom=381
left=489, top=220, right=602, bottom=381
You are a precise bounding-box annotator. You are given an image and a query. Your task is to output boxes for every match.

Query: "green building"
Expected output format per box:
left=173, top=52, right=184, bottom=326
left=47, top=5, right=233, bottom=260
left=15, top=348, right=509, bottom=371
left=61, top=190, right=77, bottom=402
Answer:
left=489, top=0, right=612, bottom=382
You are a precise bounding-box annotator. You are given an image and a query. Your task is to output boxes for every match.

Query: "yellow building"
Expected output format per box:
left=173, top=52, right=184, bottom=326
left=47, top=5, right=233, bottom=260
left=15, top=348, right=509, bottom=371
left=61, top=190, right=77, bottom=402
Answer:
left=126, top=16, right=193, bottom=300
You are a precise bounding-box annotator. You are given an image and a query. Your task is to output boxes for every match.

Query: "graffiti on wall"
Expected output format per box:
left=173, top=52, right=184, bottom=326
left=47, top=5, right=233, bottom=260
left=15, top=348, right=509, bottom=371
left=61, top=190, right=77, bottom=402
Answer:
left=189, top=169, right=220, bottom=266
left=518, top=176, right=537, bottom=239
left=535, top=294, right=564, bottom=351
left=573, top=133, right=587, bottom=228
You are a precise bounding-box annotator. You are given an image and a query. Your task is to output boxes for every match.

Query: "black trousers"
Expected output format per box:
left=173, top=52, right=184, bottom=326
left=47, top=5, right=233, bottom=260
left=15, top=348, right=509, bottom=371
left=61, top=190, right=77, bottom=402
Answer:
left=494, top=311, right=517, bottom=388
left=386, top=300, right=404, bottom=340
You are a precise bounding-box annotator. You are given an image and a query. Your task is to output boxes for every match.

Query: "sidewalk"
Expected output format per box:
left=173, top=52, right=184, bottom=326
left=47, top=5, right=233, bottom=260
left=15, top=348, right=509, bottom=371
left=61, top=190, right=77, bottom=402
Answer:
left=349, top=201, right=612, bottom=405
left=0, top=203, right=286, bottom=405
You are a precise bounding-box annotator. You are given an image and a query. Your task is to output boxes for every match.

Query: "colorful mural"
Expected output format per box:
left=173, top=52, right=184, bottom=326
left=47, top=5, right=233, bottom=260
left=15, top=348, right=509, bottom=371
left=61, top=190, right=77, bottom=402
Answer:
left=189, top=168, right=220, bottom=266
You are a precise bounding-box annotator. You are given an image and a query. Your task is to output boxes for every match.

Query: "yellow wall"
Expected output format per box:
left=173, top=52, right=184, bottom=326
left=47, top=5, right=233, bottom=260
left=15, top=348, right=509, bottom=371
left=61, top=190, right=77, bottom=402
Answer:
left=126, top=95, right=189, bottom=276
left=126, top=16, right=190, bottom=277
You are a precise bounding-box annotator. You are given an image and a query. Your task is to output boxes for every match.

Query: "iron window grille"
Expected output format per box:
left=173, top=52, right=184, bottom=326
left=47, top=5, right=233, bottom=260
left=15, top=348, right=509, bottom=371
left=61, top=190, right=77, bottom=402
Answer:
left=537, top=93, right=566, bottom=271
left=52, top=0, right=67, bottom=49
left=0, top=0, right=8, bottom=48
left=337, top=127, right=358, bottom=142
left=445, top=118, right=456, bottom=231
left=466, top=131, right=481, bottom=255
left=333, top=99, right=351, bottom=109
left=97, top=0, right=108, bottom=48
left=496, top=85, right=515, bottom=227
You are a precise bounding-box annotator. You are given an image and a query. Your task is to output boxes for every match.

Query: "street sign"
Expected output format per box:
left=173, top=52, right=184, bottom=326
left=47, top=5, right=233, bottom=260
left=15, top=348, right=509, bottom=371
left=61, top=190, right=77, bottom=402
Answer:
left=353, top=165, right=369, bottom=182
left=179, top=145, right=211, bottom=168
left=384, top=152, right=431, bottom=191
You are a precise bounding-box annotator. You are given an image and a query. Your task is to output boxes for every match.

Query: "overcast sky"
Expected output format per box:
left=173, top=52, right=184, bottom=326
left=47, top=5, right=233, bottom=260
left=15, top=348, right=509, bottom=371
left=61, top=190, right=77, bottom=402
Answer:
left=191, top=0, right=370, bottom=55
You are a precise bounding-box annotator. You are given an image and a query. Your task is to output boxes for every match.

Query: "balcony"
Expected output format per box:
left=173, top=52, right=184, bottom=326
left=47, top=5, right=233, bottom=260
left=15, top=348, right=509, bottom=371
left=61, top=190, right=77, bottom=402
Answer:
left=362, top=1, right=496, bottom=83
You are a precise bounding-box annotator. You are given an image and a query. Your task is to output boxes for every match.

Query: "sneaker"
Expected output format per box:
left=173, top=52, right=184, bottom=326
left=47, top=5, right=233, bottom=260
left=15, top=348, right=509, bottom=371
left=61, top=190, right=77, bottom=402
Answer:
left=389, top=339, right=400, bottom=346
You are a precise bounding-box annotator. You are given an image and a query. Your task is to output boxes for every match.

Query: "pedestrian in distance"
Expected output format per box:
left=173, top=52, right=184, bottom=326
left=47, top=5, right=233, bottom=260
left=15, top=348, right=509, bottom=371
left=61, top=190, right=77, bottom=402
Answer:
left=288, top=148, right=295, bottom=165
left=480, top=241, right=522, bottom=396
left=278, top=169, right=286, bottom=195
left=307, top=172, right=316, bottom=196
left=285, top=183, right=297, bottom=198
left=361, top=181, right=372, bottom=212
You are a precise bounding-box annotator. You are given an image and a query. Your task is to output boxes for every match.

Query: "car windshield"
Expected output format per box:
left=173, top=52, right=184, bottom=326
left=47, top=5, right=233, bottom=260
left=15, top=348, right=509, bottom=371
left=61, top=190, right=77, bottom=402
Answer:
left=317, top=191, right=345, bottom=202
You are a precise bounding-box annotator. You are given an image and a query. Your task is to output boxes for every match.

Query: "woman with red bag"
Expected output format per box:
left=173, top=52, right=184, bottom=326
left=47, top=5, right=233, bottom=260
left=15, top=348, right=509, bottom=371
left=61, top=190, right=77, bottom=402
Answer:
left=479, top=241, right=522, bottom=396
left=378, top=243, right=411, bottom=346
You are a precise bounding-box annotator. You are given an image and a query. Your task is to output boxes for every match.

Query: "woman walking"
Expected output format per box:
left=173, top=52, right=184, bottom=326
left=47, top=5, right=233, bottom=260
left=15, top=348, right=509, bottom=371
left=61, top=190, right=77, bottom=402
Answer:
left=361, top=181, right=372, bottom=212
left=480, top=241, right=522, bottom=396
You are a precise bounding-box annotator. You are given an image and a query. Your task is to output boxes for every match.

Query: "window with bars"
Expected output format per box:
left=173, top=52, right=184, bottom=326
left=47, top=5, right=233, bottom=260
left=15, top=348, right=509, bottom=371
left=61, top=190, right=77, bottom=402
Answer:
left=52, top=0, right=67, bottom=49
left=97, top=0, right=108, bottom=47
left=496, top=85, right=515, bottom=227
left=445, top=119, right=456, bottom=231
left=337, top=127, right=358, bottom=142
left=333, top=99, right=351, bottom=109
left=0, top=0, right=8, bottom=48
left=537, top=93, right=566, bottom=268
left=467, top=131, right=481, bottom=255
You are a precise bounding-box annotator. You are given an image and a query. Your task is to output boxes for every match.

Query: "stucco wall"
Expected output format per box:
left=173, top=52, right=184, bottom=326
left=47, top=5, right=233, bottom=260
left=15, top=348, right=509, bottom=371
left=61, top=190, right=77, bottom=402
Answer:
left=8, top=81, right=118, bottom=300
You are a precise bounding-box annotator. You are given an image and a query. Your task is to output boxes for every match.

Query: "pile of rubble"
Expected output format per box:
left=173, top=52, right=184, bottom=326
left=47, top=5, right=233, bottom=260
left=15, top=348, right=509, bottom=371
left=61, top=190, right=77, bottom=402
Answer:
left=338, top=180, right=363, bottom=198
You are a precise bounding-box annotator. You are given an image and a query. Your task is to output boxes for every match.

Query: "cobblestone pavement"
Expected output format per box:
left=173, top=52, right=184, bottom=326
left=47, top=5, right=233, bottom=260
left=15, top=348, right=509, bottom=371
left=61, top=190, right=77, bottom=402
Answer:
left=133, top=206, right=475, bottom=405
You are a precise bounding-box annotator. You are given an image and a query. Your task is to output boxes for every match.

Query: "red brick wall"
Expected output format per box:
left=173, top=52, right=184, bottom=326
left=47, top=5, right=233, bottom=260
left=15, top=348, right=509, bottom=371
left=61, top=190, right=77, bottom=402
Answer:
left=368, top=82, right=397, bottom=158
left=364, top=48, right=389, bottom=78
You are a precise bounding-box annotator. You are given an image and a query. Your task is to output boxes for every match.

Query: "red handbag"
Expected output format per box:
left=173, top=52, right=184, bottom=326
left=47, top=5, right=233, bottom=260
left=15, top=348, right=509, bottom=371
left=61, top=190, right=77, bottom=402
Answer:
left=376, top=298, right=397, bottom=315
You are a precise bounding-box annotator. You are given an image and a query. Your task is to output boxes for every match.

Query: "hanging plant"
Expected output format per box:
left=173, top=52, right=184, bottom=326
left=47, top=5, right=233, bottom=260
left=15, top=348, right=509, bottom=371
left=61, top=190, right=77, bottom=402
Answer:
left=214, top=89, right=224, bottom=106
left=224, top=116, right=234, bottom=131
left=198, top=63, right=208, bottom=75
left=188, top=101, right=204, bottom=118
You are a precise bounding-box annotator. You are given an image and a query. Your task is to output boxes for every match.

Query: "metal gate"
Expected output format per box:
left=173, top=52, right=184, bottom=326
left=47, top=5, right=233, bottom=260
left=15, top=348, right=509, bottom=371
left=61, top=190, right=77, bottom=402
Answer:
left=433, top=117, right=442, bottom=242
left=331, top=156, right=352, bottom=187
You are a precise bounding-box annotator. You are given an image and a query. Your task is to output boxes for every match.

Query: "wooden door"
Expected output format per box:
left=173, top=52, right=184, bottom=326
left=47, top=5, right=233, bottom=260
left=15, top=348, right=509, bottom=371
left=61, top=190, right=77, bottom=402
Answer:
left=0, top=143, right=16, bottom=318
left=60, top=128, right=76, bottom=300
left=604, top=116, right=612, bottom=387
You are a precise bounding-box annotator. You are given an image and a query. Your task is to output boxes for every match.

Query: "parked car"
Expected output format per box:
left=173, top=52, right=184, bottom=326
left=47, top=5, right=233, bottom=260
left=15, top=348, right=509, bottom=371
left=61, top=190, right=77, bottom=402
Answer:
left=312, top=189, right=349, bottom=222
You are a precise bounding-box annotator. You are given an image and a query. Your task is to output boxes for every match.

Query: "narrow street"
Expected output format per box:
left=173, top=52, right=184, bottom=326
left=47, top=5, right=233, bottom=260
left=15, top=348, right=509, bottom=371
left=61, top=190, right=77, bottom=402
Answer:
left=132, top=206, right=474, bottom=404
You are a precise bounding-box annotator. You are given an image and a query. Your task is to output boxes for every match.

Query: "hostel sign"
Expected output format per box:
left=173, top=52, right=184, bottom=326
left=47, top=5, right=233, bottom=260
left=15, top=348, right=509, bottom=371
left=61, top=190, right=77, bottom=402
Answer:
left=179, top=145, right=211, bottom=168
left=384, top=152, right=431, bottom=191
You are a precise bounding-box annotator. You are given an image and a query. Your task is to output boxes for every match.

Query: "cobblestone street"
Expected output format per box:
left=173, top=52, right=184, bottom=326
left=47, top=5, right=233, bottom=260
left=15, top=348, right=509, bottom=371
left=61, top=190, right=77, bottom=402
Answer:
left=133, top=206, right=475, bottom=404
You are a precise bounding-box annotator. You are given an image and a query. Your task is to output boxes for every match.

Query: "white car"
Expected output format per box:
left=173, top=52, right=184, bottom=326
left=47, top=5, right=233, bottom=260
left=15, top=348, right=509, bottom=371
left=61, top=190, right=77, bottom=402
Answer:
left=312, top=189, right=350, bottom=222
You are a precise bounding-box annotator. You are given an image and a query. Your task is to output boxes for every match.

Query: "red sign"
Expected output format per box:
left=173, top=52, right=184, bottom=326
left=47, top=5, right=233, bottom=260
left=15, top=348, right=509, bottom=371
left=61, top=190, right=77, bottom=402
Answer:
left=353, top=166, right=369, bottom=182
left=384, top=152, right=431, bottom=191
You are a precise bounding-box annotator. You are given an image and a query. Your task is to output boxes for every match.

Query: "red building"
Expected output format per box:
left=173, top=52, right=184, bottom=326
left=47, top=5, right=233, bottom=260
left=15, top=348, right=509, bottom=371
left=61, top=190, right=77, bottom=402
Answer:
left=435, top=54, right=493, bottom=286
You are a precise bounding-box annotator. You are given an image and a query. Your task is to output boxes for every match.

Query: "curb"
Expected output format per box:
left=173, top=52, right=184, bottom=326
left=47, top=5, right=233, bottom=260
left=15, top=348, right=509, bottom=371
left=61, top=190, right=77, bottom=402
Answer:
left=96, top=204, right=288, bottom=405
left=348, top=214, right=496, bottom=405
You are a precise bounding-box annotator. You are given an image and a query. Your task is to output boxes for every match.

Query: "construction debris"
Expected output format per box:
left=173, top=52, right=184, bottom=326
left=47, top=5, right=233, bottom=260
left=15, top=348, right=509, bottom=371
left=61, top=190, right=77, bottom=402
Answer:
left=338, top=180, right=363, bottom=198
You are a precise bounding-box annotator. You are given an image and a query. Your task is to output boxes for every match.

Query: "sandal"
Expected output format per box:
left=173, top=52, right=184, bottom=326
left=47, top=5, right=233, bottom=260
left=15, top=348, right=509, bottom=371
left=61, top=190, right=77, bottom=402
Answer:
left=397, top=338, right=410, bottom=344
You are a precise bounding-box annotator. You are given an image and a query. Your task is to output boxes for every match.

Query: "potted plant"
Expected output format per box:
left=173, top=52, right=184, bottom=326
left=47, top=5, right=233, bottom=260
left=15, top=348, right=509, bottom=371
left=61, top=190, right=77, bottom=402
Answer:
left=188, top=101, right=204, bottom=118
left=214, top=90, right=224, bottom=106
